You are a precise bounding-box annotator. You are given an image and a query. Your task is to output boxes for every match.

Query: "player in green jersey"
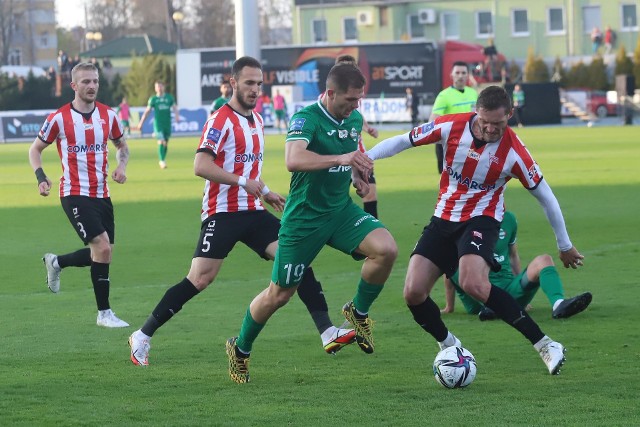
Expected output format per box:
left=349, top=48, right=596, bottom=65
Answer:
left=137, top=80, right=181, bottom=169
left=429, top=61, right=478, bottom=173
left=441, top=211, right=592, bottom=320
left=225, top=63, right=398, bottom=383
left=209, top=80, right=232, bottom=114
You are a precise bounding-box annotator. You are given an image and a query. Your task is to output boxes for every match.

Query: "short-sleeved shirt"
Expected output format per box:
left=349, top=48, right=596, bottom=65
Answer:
left=38, top=102, right=123, bottom=198
left=407, top=112, right=543, bottom=223
left=513, top=90, right=525, bottom=107
left=196, top=104, right=266, bottom=220
left=147, top=93, right=175, bottom=131
left=282, top=100, right=363, bottom=226
left=431, top=86, right=478, bottom=116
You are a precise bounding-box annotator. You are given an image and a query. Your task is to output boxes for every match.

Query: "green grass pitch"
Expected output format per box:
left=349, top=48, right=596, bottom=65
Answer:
left=0, top=125, right=638, bottom=425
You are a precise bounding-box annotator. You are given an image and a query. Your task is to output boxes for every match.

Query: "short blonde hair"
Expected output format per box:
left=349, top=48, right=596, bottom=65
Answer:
left=71, top=62, right=99, bottom=82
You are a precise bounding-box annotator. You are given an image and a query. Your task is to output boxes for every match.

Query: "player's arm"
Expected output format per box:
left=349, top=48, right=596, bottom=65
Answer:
left=258, top=178, right=285, bottom=212
left=111, top=136, right=129, bottom=184
left=528, top=179, right=584, bottom=269
left=441, top=278, right=456, bottom=314
left=28, top=137, right=53, bottom=196
left=508, top=242, right=522, bottom=275
left=362, top=115, right=378, bottom=138
left=351, top=168, right=370, bottom=198
left=194, top=151, right=263, bottom=198
left=365, top=132, right=413, bottom=161
left=136, top=106, right=151, bottom=130
left=285, top=139, right=373, bottom=175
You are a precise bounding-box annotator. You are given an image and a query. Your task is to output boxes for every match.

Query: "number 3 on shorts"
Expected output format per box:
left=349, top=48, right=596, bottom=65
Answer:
left=76, top=221, right=87, bottom=239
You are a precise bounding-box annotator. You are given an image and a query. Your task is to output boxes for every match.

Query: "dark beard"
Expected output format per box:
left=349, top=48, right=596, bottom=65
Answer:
left=237, top=95, right=256, bottom=112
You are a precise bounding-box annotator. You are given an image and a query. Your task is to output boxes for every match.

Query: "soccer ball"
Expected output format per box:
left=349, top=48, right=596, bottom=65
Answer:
left=433, top=346, right=477, bottom=389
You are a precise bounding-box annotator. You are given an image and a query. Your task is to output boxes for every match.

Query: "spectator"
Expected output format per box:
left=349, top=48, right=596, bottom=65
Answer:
left=103, top=57, right=112, bottom=69
left=604, top=26, right=616, bottom=55
left=591, top=27, right=603, bottom=54
left=512, top=84, right=525, bottom=128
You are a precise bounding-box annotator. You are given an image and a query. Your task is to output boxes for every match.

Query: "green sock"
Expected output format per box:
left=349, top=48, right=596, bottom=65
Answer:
left=157, top=144, right=164, bottom=161
left=539, top=266, right=565, bottom=308
left=236, top=307, right=265, bottom=353
left=353, top=278, right=384, bottom=314
left=162, top=143, right=168, bottom=161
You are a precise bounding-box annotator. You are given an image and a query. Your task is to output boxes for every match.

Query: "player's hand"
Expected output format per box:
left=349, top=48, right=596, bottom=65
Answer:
left=263, top=191, right=286, bottom=212
left=440, top=305, right=453, bottom=314
left=242, top=179, right=263, bottom=198
left=112, top=166, right=127, bottom=184
left=366, top=126, right=379, bottom=138
left=341, top=150, right=373, bottom=177
left=135, top=124, right=142, bottom=132
left=38, top=178, right=53, bottom=197
left=352, top=175, right=370, bottom=198
left=559, top=246, right=584, bottom=269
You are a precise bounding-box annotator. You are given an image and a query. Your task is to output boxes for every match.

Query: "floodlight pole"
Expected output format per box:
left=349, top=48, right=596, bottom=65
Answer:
left=235, top=0, right=261, bottom=61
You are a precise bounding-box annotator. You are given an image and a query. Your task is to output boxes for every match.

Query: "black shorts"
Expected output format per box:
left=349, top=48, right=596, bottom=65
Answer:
left=193, top=210, right=280, bottom=260
left=411, top=215, right=500, bottom=278
left=60, top=196, right=115, bottom=245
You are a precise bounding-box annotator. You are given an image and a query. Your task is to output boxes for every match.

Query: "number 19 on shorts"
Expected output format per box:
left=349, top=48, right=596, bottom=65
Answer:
left=283, top=263, right=306, bottom=286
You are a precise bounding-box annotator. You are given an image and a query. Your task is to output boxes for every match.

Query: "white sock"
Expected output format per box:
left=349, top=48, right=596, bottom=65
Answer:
left=355, top=308, right=367, bottom=316
left=439, top=332, right=457, bottom=348
left=53, top=256, right=60, bottom=270
left=321, top=326, right=337, bottom=344
left=552, top=299, right=564, bottom=311
left=534, top=335, right=552, bottom=352
left=136, top=329, right=151, bottom=341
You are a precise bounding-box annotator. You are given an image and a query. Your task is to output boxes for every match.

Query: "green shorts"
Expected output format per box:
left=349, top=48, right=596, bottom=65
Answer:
left=121, top=119, right=130, bottom=128
left=272, top=203, right=385, bottom=287
left=153, top=125, right=172, bottom=142
left=275, top=109, right=286, bottom=120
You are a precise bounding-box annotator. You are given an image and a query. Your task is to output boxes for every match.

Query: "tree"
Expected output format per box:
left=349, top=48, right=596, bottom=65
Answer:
left=587, top=56, right=608, bottom=90
left=507, top=60, right=521, bottom=83
left=122, top=55, right=174, bottom=106
left=566, top=61, right=589, bottom=89
left=86, top=0, right=133, bottom=43
left=550, top=57, right=568, bottom=87
left=186, top=0, right=235, bottom=48
left=0, top=0, right=15, bottom=65
left=523, top=47, right=549, bottom=83
left=614, top=44, right=634, bottom=76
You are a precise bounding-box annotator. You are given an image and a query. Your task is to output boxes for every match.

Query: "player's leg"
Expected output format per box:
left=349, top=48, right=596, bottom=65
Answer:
left=361, top=171, right=378, bottom=219
left=329, top=206, right=397, bottom=353
left=404, top=219, right=461, bottom=350
left=130, top=215, right=241, bottom=366
left=42, top=247, right=91, bottom=293
left=457, top=219, right=566, bottom=374
left=524, top=255, right=592, bottom=319
left=155, top=129, right=168, bottom=168
left=227, top=224, right=327, bottom=383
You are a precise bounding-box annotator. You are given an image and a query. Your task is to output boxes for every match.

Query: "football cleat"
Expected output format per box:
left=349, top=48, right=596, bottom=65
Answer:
left=96, top=309, right=130, bottom=328
left=539, top=341, right=566, bottom=375
left=552, top=292, right=592, bottom=319
left=42, top=253, right=61, bottom=293
left=323, top=328, right=357, bottom=354
left=342, top=302, right=375, bottom=354
left=226, top=337, right=250, bottom=384
left=129, top=330, right=151, bottom=366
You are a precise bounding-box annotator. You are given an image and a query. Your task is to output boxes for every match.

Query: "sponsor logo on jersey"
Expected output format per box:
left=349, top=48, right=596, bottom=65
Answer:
left=289, top=118, right=306, bottom=131
left=527, top=164, right=538, bottom=180
left=83, top=123, right=94, bottom=130
left=354, top=214, right=376, bottom=227
left=467, top=150, right=480, bottom=161
left=40, top=121, right=50, bottom=135
left=494, top=253, right=505, bottom=262
left=288, top=130, right=303, bottom=135
left=327, top=130, right=336, bottom=136
left=67, top=143, right=107, bottom=153
left=328, top=165, right=352, bottom=173
left=473, top=231, right=483, bottom=239
left=446, top=167, right=496, bottom=190
left=499, top=228, right=506, bottom=239
left=235, top=152, right=263, bottom=163
left=338, top=129, right=348, bottom=138
left=411, top=121, right=435, bottom=139
left=350, top=128, right=358, bottom=139
left=207, top=128, right=222, bottom=143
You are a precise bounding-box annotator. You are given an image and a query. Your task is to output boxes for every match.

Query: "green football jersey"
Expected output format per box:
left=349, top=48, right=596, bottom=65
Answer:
left=281, top=100, right=363, bottom=225
left=432, top=86, right=478, bottom=116
left=147, top=93, right=175, bottom=130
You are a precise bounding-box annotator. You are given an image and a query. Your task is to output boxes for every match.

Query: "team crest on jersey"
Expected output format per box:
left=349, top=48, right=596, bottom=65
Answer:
left=84, top=123, right=94, bottom=130
left=350, top=128, right=358, bottom=139
left=207, top=128, right=222, bottom=143
left=499, top=228, right=506, bottom=239
left=467, top=150, right=480, bottom=161
left=489, top=152, right=499, bottom=165
left=289, top=118, right=306, bottom=131
left=411, top=121, right=434, bottom=140
left=338, top=130, right=348, bottom=139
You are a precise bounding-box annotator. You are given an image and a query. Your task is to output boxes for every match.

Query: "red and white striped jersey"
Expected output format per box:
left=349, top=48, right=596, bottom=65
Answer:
left=197, top=104, right=266, bottom=220
left=38, top=102, right=123, bottom=198
left=410, top=112, right=542, bottom=222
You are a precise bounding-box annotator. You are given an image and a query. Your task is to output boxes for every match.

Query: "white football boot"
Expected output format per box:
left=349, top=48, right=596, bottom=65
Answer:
left=97, top=309, right=130, bottom=328
left=42, top=253, right=61, bottom=293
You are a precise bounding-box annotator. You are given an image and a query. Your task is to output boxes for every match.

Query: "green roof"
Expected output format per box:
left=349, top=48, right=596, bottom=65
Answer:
left=80, top=34, right=177, bottom=58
